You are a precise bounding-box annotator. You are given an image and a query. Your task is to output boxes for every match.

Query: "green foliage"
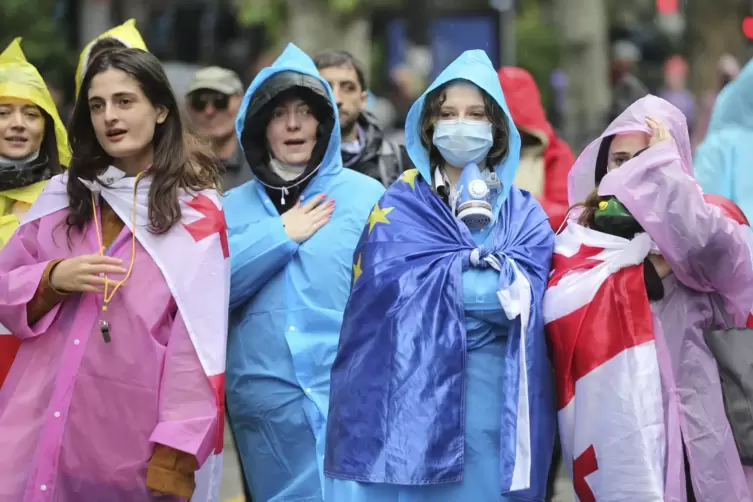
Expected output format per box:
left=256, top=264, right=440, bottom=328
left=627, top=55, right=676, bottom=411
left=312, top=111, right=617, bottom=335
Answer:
left=0, top=0, right=75, bottom=79
left=234, top=0, right=358, bottom=29
left=514, top=0, right=560, bottom=108
left=232, top=0, right=396, bottom=37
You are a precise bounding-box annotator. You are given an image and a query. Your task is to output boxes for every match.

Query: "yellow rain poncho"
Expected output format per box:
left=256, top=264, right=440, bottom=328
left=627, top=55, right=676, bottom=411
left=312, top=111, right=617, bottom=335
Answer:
left=75, top=18, right=148, bottom=97
left=0, top=37, right=70, bottom=248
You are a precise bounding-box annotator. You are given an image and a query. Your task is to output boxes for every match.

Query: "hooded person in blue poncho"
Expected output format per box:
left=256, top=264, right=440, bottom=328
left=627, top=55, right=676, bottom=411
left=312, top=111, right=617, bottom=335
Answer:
left=223, top=43, right=385, bottom=502
left=323, top=50, right=556, bottom=501
left=694, top=58, right=753, bottom=221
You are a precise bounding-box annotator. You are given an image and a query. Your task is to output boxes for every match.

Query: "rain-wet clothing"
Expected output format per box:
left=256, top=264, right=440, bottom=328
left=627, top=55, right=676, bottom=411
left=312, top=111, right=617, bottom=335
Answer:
left=224, top=43, right=384, bottom=502
left=694, top=58, right=753, bottom=223
left=0, top=170, right=227, bottom=501
left=0, top=37, right=70, bottom=388
left=324, top=50, right=555, bottom=502
left=75, top=19, right=147, bottom=97
left=564, top=95, right=753, bottom=501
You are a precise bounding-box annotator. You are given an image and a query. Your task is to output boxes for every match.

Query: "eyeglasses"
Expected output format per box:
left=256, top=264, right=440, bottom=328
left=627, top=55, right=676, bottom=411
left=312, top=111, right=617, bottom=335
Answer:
left=190, top=92, right=230, bottom=112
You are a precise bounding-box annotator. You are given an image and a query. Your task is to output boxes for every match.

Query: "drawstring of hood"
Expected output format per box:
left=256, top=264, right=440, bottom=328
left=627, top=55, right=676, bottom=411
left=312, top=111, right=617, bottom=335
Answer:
left=255, top=159, right=324, bottom=206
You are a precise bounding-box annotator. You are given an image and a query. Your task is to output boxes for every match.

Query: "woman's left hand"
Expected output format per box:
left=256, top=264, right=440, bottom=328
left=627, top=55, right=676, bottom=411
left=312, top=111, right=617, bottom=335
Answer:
left=646, top=117, right=671, bottom=146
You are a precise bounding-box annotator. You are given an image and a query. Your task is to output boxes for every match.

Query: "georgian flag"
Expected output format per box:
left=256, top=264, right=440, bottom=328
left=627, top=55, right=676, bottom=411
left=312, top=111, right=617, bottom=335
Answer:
left=544, top=223, right=666, bottom=501
left=23, top=168, right=230, bottom=502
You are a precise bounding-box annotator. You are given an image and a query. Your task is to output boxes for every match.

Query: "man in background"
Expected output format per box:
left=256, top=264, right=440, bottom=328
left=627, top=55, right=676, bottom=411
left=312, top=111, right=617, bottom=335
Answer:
left=184, top=66, right=252, bottom=190
left=314, top=50, right=409, bottom=187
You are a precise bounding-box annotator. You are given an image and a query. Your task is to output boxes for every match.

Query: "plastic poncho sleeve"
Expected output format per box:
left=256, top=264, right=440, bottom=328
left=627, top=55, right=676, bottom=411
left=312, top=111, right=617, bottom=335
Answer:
left=150, top=310, right=218, bottom=466
left=228, top=217, right=299, bottom=310
left=0, top=218, right=64, bottom=339
left=693, top=131, right=738, bottom=206
left=598, top=139, right=753, bottom=320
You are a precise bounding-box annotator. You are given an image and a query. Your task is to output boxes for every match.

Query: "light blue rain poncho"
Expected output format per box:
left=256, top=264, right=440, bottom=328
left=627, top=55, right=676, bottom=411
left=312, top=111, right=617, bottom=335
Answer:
left=223, top=43, right=385, bottom=502
left=324, top=50, right=555, bottom=502
left=694, top=58, right=753, bottom=221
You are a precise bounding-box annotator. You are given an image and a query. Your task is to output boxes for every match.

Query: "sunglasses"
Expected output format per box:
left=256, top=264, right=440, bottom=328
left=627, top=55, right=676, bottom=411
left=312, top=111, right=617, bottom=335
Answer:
left=190, top=92, right=230, bottom=112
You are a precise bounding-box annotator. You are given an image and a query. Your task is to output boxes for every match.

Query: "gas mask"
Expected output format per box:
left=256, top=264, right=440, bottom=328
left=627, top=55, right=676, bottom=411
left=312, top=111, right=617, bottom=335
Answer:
left=451, top=162, right=497, bottom=231
left=592, top=196, right=644, bottom=239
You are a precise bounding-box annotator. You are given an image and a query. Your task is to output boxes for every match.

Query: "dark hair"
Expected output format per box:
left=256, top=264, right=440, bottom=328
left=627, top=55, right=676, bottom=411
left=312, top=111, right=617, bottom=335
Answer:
left=312, top=50, right=367, bottom=91
left=88, top=37, right=127, bottom=64
left=66, top=48, right=221, bottom=236
left=418, top=80, right=510, bottom=171
left=40, top=110, right=63, bottom=172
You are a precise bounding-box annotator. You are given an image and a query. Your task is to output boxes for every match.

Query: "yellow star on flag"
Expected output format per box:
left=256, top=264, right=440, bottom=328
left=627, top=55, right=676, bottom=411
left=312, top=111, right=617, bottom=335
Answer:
left=353, top=253, right=363, bottom=285
left=367, top=203, right=394, bottom=233
left=399, top=169, right=420, bottom=189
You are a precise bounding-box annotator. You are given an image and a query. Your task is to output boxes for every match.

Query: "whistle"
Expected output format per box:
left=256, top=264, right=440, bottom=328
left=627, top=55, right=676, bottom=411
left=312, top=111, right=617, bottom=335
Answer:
left=100, top=320, right=111, bottom=343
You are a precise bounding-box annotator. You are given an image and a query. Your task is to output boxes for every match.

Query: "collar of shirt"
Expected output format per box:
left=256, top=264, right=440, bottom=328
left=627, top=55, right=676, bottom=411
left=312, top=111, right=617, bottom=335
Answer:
left=341, top=123, right=365, bottom=155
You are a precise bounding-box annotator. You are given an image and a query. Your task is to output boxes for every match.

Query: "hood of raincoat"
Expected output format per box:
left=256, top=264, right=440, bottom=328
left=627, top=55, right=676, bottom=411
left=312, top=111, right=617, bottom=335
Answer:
left=568, top=94, right=692, bottom=205
left=235, top=43, right=340, bottom=189
left=0, top=38, right=70, bottom=167
left=404, top=50, right=521, bottom=208
left=706, top=57, right=753, bottom=137
left=497, top=66, right=552, bottom=147
left=75, top=19, right=147, bottom=98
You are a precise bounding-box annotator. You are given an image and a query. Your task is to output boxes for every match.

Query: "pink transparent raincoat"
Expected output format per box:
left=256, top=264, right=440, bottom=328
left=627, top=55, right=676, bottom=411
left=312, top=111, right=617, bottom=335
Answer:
left=566, top=95, right=753, bottom=501
left=0, top=174, right=221, bottom=501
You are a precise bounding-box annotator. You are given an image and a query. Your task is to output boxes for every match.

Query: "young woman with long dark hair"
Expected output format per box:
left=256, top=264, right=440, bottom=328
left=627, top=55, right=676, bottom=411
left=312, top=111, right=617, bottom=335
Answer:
left=0, top=48, right=228, bottom=502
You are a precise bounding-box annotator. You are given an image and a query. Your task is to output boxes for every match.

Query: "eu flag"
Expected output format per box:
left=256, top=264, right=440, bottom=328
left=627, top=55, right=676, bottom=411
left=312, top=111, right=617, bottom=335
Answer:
left=324, top=167, right=556, bottom=499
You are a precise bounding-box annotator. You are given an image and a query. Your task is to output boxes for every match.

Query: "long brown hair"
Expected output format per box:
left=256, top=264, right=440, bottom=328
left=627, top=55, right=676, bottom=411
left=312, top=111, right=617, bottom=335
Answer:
left=66, top=48, right=220, bottom=236
left=418, top=81, right=511, bottom=171
left=571, top=188, right=611, bottom=227
left=39, top=109, right=63, bottom=172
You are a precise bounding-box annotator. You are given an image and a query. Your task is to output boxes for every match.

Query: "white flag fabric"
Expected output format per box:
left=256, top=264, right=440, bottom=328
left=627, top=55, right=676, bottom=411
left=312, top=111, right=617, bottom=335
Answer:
left=24, top=168, right=230, bottom=501
left=544, top=223, right=666, bottom=501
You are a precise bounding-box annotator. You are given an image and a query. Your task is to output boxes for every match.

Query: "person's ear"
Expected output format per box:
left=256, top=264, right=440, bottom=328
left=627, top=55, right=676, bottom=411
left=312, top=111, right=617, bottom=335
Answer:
left=155, top=105, right=169, bottom=124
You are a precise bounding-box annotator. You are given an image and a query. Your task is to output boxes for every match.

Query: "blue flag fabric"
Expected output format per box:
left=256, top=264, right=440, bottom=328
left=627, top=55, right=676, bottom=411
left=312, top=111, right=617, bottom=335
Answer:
left=324, top=171, right=556, bottom=497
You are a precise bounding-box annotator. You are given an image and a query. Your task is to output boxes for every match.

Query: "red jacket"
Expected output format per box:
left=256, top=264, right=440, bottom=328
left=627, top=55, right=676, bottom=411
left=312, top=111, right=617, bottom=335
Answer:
left=498, top=67, right=574, bottom=230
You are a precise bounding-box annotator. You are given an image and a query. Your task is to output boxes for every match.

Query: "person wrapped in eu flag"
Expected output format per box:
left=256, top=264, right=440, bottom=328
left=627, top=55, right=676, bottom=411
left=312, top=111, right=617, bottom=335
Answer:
left=324, top=49, right=556, bottom=501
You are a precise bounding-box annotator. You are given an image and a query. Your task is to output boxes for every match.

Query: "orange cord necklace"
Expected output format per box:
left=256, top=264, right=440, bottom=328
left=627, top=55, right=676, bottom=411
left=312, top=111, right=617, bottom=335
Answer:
left=90, top=171, right=145, bottom=342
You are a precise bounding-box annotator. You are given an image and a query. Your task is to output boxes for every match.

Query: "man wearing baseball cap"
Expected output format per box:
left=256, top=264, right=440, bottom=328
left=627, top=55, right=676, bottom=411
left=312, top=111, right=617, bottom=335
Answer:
left=185, top=66, right=252, bottom=190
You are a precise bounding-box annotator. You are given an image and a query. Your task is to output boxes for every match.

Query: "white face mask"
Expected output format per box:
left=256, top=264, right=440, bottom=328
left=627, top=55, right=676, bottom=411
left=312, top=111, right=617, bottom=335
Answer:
left=432, top=119, right=493, bottom=168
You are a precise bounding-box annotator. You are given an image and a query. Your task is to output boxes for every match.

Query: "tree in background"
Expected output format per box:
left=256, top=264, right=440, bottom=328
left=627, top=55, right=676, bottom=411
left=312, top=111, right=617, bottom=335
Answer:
left=0, top=0, right=76, bottom=104
left=232, top=0, right=395, bottom=71
left=553, top=0, right=610, bottom=150
left=686, top=0, right=745, bottom=97
left=515, top=0, right=561, bottom=111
